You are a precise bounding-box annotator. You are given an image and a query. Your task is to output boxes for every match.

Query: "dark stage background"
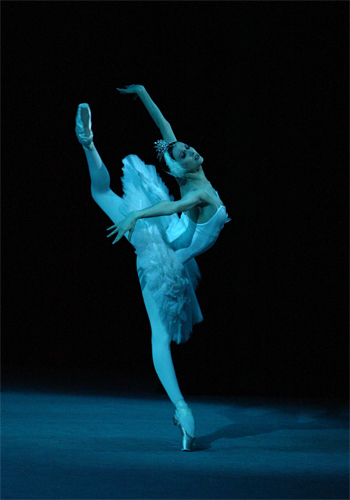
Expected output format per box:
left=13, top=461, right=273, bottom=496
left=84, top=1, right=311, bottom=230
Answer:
left=2, top=2, right=348, bottom=400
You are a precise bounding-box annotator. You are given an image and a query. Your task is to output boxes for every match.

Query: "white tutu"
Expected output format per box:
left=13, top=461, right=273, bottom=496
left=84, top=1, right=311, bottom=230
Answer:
left=120, top=155, right=203, bottom=344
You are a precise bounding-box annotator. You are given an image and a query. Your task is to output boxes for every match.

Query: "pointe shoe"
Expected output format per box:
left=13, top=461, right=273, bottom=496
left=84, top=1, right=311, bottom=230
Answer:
left=173, top=403, right=196, bottom=452
left=75, top=103, right=94, bottom=150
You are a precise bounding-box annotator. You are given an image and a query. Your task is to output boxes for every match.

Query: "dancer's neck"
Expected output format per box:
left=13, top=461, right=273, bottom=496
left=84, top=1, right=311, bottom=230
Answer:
left=177, top=166, right=210, bottom=192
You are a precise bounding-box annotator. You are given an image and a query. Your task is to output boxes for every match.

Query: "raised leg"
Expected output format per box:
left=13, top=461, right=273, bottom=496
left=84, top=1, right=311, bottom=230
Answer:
left=84, top=145, right=127, bottom=227
left=75, top=103, right=130, bottom=238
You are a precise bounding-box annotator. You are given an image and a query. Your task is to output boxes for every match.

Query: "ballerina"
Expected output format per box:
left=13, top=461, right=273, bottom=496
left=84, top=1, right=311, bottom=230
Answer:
left=75, top=85, right=230, bottom=451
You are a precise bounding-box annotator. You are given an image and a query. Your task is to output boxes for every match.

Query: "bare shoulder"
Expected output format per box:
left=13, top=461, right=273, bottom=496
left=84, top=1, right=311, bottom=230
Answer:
left=186, top=188, right=211, bottom=208
left=196, top=186, right=224, bottom=207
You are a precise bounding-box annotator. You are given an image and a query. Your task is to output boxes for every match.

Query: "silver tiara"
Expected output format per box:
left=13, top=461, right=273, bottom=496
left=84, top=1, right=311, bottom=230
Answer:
left=154, top=139, right=175, bottom=161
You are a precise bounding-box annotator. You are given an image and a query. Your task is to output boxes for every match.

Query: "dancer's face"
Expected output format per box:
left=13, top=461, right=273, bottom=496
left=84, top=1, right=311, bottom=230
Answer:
left=172, top=142, right=203, bottom=172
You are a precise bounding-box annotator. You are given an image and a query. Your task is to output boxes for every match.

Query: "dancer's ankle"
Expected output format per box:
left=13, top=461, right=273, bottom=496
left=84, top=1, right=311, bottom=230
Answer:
left=174, top=399, right=195, bottom=439
left=83, top=141, right=95, bottom=151
left=175, top=399, right=188, bottom=411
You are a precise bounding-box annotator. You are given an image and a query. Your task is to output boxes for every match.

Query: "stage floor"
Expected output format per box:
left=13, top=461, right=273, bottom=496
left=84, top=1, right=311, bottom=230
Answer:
left=2, top=383, right=349, bottom=499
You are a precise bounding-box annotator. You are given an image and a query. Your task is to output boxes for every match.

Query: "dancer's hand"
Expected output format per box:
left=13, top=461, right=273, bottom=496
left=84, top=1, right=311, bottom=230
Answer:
left=116, top=84, right=145, bottom=100
left=106, top=212, right=137, bottom=243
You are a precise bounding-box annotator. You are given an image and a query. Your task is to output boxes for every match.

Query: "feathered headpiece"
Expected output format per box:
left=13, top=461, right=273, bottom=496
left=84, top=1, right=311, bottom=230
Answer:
left=154, top=140, right=187, bottom=178
left=154, top=139, right=175, bottom=161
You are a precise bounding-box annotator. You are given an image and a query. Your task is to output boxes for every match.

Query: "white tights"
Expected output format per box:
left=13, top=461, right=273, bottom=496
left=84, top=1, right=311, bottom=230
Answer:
left=83, top=145, right=184, bottom=406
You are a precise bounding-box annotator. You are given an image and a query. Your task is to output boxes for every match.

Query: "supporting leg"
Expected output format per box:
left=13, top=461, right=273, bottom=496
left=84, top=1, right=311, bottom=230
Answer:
left=141, top=282, right=196, bottom=447
left=141, top=283, right=184, bottom=406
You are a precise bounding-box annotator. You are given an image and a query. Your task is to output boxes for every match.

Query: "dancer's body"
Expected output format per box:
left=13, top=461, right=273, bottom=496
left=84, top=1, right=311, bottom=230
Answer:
left=75, top=85, right=230, bottom=451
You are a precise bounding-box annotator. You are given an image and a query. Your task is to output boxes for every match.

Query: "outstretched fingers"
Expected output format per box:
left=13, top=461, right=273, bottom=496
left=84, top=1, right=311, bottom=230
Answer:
left=107, top=224, right=125, bottom=244
left=107, top=224, right=120, bottom=243
left=106, top=224, right=119, bottom=237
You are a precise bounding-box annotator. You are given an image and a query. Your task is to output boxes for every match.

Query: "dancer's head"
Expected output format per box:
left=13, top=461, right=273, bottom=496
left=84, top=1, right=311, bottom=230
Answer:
left=155, top=140, right=203, bottom=179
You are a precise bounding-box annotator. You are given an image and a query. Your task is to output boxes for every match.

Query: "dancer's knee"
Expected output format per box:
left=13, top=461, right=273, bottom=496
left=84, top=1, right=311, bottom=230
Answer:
left=151, top=328, right=171, bottom=349
left=88, top=162, right=111, bottom=194
left=91, top=188, right=104, bottom=210
left=142, top=284, right=172, bottom=346
left=90, top=187, right=123, bottom=220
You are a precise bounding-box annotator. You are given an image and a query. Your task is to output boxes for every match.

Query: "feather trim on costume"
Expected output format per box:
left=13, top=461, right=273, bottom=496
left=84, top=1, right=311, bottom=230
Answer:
left=119, top=155, right=203, bottom=344
left=132, top=224, right=199, bottom=343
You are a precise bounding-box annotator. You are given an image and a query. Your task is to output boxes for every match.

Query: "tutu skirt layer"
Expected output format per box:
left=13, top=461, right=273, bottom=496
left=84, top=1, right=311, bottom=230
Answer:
left=120, top=155, right=203, bottom=344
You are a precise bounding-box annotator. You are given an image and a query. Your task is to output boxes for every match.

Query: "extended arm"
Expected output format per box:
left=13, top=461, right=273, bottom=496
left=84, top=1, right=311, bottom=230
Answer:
left=137, top=88, right=177, bottom=142
left=117, top=85, right=177, bottom=142
left=107, top=190, right=202, bottom=243
left=134, top=189, right=201, bottom=220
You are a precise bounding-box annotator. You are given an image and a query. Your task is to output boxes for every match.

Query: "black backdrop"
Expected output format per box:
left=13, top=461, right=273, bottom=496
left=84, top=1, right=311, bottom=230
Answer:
left=2, top=2, right=348, bottom=400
